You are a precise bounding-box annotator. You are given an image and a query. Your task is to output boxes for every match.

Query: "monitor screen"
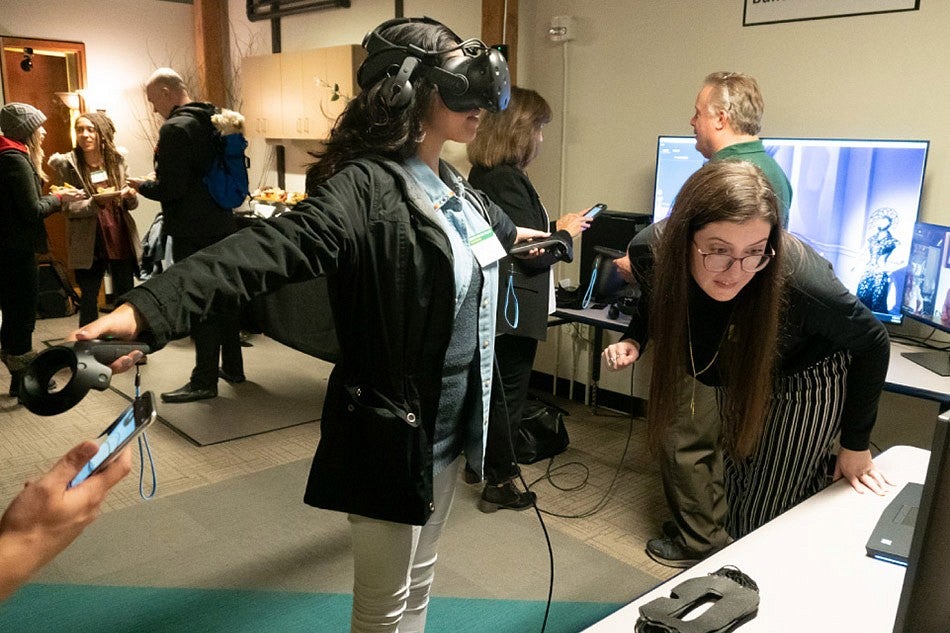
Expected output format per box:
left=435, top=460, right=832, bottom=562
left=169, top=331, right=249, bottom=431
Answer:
left=652, top=135, right=930, bottom=325
left=892, top=410, right=950, bottom=633
left=898, top=222, right=950, bottom=375
left=901, top=222, right=950, bottom=332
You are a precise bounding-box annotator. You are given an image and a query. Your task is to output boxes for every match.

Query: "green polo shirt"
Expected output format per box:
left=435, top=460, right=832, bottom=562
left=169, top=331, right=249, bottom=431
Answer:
left=714, top=140, right=793, bottom=228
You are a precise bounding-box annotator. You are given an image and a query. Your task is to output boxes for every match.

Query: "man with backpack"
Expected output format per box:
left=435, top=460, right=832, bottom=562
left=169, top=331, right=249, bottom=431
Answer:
left=127, top=68, right=245, bottom=403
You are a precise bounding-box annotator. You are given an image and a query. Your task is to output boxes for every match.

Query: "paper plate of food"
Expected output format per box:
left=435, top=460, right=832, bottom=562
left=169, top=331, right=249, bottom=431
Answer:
left=92, top=186, right=122, bottom=202
left=50, top=183, right=80, bottom=195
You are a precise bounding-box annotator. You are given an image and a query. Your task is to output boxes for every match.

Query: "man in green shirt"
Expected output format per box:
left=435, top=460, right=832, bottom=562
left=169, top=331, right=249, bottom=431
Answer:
left=691, top=71, right=792, bottom=227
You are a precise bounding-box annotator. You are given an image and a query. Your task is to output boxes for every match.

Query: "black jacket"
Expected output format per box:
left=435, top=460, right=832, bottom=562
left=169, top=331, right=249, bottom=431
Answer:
left=469, top=163, right=569, bottom=341
left=0, top=137, right=61, bottom=254
left=124, top=156, right=517, bottom=524
left=137, top=102, right=236, bottom=240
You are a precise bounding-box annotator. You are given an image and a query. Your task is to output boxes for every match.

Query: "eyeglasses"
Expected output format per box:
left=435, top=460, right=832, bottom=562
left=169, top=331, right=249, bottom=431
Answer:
left=694, top=243, right=774, bottom=273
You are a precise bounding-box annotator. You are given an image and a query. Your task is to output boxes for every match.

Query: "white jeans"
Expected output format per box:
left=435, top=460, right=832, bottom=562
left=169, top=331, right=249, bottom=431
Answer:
left=348, top=458, right=461, bottom=633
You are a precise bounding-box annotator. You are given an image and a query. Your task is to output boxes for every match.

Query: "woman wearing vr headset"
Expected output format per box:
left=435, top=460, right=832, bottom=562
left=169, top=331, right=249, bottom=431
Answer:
left=74, top=16, right=545, bottom=633
left=602, top=160, right=891, bottom=564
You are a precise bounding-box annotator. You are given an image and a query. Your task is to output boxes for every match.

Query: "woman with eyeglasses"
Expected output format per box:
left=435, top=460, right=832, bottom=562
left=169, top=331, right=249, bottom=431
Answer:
left=603, top=159, right=891, bottom=562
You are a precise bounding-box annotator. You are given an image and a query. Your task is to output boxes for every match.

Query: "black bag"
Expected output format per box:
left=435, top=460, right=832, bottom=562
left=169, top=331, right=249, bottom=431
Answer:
left=36, top=259, right=79, bottom=319
left=515, top=396, right=570, bottom=464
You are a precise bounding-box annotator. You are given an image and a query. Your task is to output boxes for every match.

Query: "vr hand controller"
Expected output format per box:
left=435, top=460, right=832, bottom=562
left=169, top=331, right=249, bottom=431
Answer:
left=19, top=340, right=151, bottom=416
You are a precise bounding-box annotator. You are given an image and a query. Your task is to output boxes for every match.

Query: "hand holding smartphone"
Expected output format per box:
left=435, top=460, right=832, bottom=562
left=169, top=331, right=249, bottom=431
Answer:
left=69, top=391, right=156, bottom=488
left=585, top=203, right=607, bottom=219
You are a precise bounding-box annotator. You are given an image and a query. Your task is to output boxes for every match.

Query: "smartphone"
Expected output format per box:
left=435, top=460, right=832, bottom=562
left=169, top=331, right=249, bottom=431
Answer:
left=585, top=203, right=607, bottom=219
left=69, top=391, right=156, bottom=488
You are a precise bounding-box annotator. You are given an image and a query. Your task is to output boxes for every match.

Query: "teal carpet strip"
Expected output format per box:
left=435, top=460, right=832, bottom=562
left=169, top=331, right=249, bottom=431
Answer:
left=0, top=584, right=621, bottom=633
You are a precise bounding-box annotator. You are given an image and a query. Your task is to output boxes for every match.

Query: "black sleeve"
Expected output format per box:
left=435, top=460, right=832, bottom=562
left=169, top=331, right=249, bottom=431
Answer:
left=125, top=161, right=364, bottom=349
left=3, top=152, right=61, bottom=222
left=785, top=246, right=890, bottom=451
left=620, top=222, right=659, bottom=348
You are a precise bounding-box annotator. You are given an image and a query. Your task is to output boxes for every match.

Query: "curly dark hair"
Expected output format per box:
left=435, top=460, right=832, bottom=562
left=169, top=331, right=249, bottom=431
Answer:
left=305, top=20, right=462, bottom=192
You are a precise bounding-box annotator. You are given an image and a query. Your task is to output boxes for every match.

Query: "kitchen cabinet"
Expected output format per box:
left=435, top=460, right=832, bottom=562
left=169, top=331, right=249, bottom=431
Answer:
left=242, top=44, right=365, bottom=140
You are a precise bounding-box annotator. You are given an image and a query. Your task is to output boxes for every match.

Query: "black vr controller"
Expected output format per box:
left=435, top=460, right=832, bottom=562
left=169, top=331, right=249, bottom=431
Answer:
left=508, top=233, right=574, bottom=263
left=19, top=340, right=150, bottom=416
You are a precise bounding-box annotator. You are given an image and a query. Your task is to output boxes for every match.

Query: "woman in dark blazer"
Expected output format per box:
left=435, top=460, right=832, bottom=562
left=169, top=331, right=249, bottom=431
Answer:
left=467, top=86, right=592, bottom=511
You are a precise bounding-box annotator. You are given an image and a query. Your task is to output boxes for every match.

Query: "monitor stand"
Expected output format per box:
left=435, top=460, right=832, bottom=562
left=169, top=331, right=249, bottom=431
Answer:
left=902, top=350, right=950, bottom=376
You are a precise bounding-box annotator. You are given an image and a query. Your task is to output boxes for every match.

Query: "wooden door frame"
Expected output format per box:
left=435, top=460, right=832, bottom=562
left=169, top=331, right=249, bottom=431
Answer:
left=1, top=36, right=87, bottom=107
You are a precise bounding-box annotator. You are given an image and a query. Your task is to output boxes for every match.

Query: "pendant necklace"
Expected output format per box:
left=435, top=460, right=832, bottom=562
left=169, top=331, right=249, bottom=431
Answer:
left=686, top=307, right=732, bottom=418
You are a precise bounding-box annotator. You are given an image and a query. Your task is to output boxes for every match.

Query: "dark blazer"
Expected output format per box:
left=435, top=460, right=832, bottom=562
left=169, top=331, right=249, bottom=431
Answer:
left=469, top=163, right=569, bottom=341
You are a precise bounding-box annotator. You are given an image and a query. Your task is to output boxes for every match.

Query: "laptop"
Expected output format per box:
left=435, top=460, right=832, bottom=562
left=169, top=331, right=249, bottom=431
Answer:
left=865, top=482, right=923, bottom=566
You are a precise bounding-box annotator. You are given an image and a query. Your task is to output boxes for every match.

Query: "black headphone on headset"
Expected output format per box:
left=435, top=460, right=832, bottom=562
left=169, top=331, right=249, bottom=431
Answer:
left=357, top=16, right=511, bottom=112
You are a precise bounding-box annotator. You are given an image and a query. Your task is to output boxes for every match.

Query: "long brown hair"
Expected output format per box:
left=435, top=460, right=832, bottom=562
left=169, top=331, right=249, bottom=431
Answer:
left=646, top=159, right=786, bottom=459
left=467, top=86, right=552, bottom=170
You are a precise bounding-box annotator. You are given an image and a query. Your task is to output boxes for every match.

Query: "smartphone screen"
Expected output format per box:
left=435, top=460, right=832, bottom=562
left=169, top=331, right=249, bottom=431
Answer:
left=69, top=392, right=156, bottom=488
left=585, top=203, right=607, bottom=219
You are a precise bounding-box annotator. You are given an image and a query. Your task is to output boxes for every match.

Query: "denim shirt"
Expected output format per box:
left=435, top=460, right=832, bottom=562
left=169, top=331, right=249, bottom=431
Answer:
left=404, top=156, right=500, bottom=475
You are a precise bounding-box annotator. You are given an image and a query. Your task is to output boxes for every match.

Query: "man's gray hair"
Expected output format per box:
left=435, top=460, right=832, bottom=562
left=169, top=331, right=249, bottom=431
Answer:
left=703, top=71, right=764, bottom=136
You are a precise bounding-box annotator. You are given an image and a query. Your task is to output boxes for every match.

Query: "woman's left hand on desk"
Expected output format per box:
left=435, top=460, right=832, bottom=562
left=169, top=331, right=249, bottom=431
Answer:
left=834, top=447, right=893, bottom=495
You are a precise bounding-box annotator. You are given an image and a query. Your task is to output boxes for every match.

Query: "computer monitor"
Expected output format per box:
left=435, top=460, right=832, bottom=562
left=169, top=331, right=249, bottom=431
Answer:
left=899, top=222, right=950, bottom=375
left=892, top=410, right=950, bottom=633
left=652, top=135, right=930, bottom=325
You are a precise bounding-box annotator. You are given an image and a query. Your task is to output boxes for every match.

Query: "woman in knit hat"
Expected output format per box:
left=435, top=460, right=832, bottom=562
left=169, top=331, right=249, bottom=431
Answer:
left=0, top=102, right=85, bottom=397
left=49, top=112, right=141, bottom=326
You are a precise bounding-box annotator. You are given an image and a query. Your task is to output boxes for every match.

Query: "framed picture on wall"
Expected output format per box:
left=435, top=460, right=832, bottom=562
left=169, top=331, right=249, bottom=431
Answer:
left=744, top=0, right=919, bottom=26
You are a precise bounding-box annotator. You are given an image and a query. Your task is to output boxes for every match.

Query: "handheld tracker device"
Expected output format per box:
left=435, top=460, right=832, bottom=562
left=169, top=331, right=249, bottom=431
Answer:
left=508, top=233, right=573, bottom=262
left=19, top=340, right=150, bottom=416
left=69, top=391, right=157, bottom=488
left=585, top=203, right=607, bottom=219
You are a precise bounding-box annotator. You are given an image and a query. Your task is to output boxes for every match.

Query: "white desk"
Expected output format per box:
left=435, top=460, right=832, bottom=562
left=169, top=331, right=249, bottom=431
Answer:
left=582, top=445, right=929, bottom=632
left=887, top=341, right=950, bottom=409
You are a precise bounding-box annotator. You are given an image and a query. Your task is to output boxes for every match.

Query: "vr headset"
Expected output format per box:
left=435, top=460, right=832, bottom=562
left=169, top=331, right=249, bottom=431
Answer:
left=357, top=16, right=511, bottom=112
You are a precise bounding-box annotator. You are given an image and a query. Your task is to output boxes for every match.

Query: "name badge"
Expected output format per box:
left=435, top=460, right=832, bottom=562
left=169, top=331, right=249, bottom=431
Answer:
left=90, top=170, right=108, bottom=185
left=469, top=228, right=506, bottom=268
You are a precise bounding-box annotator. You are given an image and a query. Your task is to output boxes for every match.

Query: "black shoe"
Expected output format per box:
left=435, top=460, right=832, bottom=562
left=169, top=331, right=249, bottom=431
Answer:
left=645, top=536, right=703, bottom=569
left=478, top=480, right=536, bottom=513
left=218, top=369, right=246, bottom=384
left=463, top=464, right=480, bottom=484
left=161, top=383, right=217, bottom=403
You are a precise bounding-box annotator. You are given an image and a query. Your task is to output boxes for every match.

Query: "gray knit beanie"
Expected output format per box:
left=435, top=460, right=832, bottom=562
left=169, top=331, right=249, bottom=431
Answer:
left=0, top=102, right=47, bottom=142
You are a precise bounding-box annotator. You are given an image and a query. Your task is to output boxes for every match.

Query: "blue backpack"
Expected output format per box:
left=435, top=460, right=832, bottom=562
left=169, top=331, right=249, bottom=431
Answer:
left=179, top=105, right=250, bottom=209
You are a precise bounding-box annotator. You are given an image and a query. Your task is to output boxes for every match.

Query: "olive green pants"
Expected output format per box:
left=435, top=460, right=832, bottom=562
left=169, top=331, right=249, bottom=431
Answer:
left=658, top=374, right=731, bottom=555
